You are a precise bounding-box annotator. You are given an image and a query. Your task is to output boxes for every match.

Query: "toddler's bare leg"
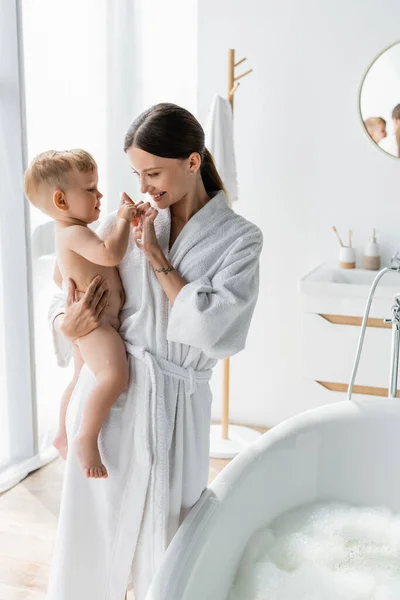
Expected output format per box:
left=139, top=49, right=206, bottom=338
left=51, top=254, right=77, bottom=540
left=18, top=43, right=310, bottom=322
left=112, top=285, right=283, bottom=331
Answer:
left=72, top=324, right=129, bottom=479
left=53, top=343, right=84, bottom=460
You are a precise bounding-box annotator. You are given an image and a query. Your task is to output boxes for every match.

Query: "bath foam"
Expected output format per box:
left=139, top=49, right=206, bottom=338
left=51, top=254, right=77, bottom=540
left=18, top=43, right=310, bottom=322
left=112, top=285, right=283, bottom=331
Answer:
left=228, top=502, right=400, bottom=600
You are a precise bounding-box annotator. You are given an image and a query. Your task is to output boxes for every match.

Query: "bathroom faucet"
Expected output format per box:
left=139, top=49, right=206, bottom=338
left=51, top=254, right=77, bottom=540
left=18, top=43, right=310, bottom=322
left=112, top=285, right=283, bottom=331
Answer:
left=384, top=295, right=400, bottom=398
left=347, top=256, right=400, bottom=401
left=389, top=251, right=400, bottom=271
left=384, top=295, right=400, bottom=328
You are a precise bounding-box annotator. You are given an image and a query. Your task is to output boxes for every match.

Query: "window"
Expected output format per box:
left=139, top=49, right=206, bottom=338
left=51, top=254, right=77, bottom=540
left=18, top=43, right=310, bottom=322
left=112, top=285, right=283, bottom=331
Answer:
left=0, top=248, right=9, bottom=470
left=21, top=0, right=107, bottom=464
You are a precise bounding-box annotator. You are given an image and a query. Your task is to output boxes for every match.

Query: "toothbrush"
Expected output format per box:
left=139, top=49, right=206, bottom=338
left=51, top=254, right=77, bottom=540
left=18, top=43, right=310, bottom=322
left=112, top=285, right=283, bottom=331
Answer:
left=332, top=226, right=345, bottom=247
left=348, top=229, right=353, bottom=248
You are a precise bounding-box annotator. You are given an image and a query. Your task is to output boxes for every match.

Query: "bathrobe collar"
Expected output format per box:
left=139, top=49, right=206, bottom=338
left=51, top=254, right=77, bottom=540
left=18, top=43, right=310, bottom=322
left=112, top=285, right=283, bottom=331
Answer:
left=165, top=190, right=230, bottom=260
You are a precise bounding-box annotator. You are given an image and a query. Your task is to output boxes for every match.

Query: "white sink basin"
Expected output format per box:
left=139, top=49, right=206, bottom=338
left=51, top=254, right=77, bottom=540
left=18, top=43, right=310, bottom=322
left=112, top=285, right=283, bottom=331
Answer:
left=300, top=263, right=400, bottom=298
left=299, top=263, right=400, bottom=318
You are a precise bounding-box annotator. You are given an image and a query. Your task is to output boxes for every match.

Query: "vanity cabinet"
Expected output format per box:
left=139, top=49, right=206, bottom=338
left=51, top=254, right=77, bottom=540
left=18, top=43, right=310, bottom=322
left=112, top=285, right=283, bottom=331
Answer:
left=299, top=264, right=400, bottom=402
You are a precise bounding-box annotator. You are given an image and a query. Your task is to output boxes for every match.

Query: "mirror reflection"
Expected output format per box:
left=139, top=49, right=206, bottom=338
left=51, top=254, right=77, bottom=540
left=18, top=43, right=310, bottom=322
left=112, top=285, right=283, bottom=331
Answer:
left=360, top=42, right=400, bottom=157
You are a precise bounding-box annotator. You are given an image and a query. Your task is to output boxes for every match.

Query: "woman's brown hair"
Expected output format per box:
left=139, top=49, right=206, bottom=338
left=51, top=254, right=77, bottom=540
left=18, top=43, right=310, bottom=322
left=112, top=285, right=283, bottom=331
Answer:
left=395, top=126, right=400, bottom=158
left=124, top=103, right=227, bottom=195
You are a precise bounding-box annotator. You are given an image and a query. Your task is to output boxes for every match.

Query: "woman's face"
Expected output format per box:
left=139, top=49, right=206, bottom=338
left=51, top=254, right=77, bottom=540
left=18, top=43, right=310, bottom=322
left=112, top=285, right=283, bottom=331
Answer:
left=126, top=146, right=199, bottom=209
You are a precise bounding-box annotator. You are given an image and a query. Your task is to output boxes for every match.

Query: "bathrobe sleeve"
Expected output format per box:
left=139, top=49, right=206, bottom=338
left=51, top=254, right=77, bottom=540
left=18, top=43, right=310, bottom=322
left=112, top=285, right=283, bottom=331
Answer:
left=48, top=212, right=118, bottom=368
left=166, top=227, right=263, bottom=359
left=48, top=290, right=72, bottom=368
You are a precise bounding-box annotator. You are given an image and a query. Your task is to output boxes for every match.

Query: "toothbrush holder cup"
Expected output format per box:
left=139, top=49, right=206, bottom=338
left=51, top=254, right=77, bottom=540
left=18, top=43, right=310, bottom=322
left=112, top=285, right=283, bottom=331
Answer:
left=339, top=246, right=356, bottom=269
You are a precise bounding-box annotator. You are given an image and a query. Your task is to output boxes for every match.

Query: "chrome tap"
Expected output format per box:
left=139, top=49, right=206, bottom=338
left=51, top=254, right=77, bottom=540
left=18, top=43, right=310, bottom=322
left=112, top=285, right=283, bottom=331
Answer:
left=384, top=294, right=400, bottom=398
left=389, top=251, right=400, bottom=271
left=347, top=254, right=400, bottom=401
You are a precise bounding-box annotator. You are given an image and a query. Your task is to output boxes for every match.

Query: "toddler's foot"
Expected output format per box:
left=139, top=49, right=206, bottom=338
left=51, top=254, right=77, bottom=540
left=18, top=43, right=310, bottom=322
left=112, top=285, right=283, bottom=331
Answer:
left=53, top=430, right=68, bottom=460
left=72, top=433, right=108, bottom=479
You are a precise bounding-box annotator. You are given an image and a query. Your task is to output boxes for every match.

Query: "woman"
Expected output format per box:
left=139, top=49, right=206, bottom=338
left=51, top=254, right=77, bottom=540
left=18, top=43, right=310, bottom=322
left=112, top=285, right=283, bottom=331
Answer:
left=47, top=103, right=263, bottom=600
left=379, top=104, right=400, bottom=157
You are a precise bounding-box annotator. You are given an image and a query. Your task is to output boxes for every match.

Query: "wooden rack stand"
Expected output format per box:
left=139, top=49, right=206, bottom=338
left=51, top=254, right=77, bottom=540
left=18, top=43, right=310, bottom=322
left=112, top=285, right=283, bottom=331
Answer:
left=209, top=49, right=262, bottom=459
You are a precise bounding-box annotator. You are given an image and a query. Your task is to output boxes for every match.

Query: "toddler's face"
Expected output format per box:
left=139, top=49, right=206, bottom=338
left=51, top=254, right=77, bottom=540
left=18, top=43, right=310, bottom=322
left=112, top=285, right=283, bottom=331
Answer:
left=373, top=125, right=387, bottom=143
left=64, top=169, right=103, bottom=224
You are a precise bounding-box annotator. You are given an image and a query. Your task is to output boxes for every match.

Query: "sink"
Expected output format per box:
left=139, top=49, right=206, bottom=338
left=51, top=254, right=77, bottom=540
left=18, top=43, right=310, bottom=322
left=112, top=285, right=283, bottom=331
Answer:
left=299, top=263, right=400, bottom=318
left=300, top=263, right=400, bottom=296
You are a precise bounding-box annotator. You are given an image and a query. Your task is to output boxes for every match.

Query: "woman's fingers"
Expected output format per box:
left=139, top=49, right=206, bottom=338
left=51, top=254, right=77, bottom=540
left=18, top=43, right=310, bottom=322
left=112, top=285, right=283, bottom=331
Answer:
left=144, top=208, right=158, bottom=219
left=94, top=288, right=110, bottom=319
left=83, top=276, right=108, bottom=311
left=66, top=278, right=77, bottom=307
left=136, top=202, right=151, bottom=216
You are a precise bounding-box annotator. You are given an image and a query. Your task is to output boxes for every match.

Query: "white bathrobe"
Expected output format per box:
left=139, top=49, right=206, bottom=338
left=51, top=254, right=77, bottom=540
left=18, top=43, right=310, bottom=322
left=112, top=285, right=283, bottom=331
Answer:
left=46, top=190, right=263, bottom=600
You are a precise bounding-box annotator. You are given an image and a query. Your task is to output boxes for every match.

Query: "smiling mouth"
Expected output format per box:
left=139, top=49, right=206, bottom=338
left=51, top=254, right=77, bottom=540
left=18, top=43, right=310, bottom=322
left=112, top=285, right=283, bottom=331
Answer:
left=152, top=192, right=166, bottom=200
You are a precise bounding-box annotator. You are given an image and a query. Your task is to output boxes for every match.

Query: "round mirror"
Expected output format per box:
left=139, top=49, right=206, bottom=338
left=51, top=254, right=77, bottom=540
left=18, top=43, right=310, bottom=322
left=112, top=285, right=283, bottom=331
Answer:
left=360, top=42, right=400, bottom=158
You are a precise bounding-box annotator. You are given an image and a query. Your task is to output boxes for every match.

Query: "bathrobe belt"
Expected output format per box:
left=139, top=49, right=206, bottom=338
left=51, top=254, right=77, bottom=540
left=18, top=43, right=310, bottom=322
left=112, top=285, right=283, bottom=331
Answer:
left=124, top=342, right=213, bottom=395
left=123, top=342, right=213, bottom=569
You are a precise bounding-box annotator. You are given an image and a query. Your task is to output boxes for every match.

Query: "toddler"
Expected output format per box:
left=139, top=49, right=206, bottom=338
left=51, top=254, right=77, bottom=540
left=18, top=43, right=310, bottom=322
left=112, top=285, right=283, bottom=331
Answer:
left=24, top=149, right=137, bottom=479
left=364, top=116, right=387, bottom=144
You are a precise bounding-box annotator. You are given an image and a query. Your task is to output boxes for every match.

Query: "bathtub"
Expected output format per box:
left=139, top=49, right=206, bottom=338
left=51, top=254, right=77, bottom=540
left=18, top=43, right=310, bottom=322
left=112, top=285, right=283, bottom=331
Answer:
left=146, top=398, right=400, bottom=600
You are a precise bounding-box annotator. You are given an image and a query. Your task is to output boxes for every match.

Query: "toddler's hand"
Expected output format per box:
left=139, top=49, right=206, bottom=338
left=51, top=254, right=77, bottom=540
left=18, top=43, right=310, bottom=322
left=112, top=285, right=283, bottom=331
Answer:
left=117, top=192, right=138, bottom=224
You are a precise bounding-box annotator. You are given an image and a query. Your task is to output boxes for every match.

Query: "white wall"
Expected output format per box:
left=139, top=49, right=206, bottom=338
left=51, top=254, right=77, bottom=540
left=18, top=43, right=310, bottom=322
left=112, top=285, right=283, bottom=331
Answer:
left=105, top=0, right=198, bottom=210
left=140, top=0, right=197, bottom=113
left=199, top=0, right=400, bottom=426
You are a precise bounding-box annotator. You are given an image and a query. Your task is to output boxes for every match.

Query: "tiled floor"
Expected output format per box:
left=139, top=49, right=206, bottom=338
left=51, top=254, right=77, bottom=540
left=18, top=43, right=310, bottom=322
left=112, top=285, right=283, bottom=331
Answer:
left=0, top=426, right=266, bottom=599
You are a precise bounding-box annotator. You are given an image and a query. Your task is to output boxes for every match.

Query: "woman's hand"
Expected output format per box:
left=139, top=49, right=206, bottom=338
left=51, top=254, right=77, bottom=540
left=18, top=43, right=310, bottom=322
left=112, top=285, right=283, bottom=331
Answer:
left=60, top=276, right=110, bottom=341
left=123, top=193, right=160, bottom=257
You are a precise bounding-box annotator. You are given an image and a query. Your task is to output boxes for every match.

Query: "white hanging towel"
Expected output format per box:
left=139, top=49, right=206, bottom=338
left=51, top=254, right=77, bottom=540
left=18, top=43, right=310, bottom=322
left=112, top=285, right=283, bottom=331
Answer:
left=205, top=95, right=239, bottom=203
